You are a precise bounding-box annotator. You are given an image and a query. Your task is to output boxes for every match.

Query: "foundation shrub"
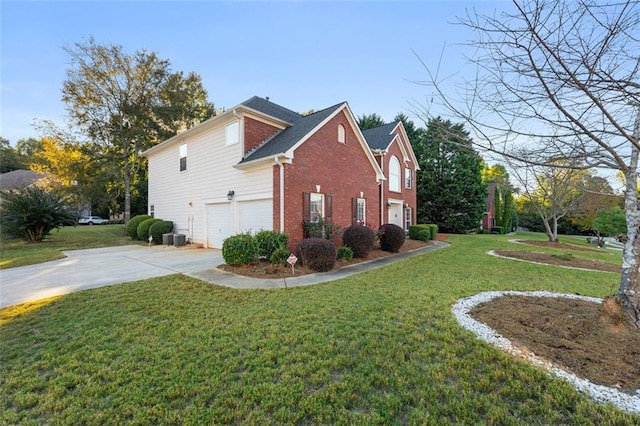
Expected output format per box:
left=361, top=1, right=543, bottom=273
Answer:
left=409, top=224, right=432, bottom=241
left=137, top=218, right=162, bottom=241
left=337, top=246, right=354, bottom=261
left=149, top=221, right=173, bottom=244
left=254, top=230, right=288, bottom=260
left=295, top=238, right=336, bottom=272
left=270, top=246, right=291, bottom=265
left=342, top=224, right=376, bottom=257
left=428, top=224, right=439, bottom=239
left=222, top=233, right=258, bottom=266
left=379, top=223, right=405, bottom=253
left=126, top=214, right=151, bottom=240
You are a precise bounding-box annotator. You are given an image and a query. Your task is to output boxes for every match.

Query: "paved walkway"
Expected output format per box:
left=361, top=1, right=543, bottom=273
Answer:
left=0, top=242, right=449, bottom=308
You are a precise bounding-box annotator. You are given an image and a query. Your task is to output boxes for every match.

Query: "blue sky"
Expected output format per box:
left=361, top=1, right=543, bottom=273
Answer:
left=1, top=0, right=512, bottom=145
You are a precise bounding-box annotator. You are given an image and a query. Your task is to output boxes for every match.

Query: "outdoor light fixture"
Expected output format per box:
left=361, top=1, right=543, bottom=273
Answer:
left=227, top=190, right=235, bottom=200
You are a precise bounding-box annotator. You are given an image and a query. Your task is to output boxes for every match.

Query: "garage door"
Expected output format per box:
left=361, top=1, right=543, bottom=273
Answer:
left=206, top=203, right=232, bottom=249
left=238, top=199, right=273, bottom=234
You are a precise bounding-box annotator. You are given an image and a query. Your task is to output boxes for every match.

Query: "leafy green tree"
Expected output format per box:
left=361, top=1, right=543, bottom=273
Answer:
left=0, top=186, right=75, bottom=242
left=394, top=113, right=424, bottom=147
left=62, top=38, right=214, bottom=223
left=357, top=113, right=385, bottom=130
left=592, top=206, right=627, bottom=247
left=0, top=138, right=25, bottom=172
left=415, top=117, right=487, bottom=233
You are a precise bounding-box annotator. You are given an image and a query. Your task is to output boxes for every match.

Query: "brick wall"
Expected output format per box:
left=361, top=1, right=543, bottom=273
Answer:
left=381, top=131, right=418, bottom=227
left=244, top=117, right=281, bottom=157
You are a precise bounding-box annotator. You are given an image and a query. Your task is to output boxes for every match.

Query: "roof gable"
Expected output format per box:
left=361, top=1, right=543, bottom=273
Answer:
left=361, top=122, right=399, bottom=151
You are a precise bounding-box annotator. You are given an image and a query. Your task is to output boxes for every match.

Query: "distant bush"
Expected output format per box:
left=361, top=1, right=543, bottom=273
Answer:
left=254, top=230, right=288, bottom=260
left=222, top=233, right=258, bottom=266
left=126, top=214, right=151, bottom=240
left=296, top=238, right=336, bottom=272
left=149, top=220, right=173, bottom=244
left=491, top=226, right=506, bottom=235
left=379, top=223, right=405, bottom=253
left=337, top=246, right=354, bottom=261
left=342, top=224, right=376, bottom=257
left=409, top=224, right=432, bottom=241
left=270, top=246, right=291, bottom=265
left=137, top=218, right=162, bottom=241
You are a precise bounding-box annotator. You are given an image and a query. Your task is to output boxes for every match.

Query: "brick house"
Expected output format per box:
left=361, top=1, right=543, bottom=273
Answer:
left=143, top=96, right=419, bottom=249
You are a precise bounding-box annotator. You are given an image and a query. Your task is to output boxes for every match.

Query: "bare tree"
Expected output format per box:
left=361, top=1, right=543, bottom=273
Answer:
left=417, top=0, right=640, bottom=327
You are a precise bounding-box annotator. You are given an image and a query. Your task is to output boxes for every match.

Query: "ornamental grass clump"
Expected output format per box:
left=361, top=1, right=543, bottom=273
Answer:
left=295, top=238, right=336, bottom=272
left=342, top=224, right=376, bottom=257
left=379, top=223, right=405, bottom=253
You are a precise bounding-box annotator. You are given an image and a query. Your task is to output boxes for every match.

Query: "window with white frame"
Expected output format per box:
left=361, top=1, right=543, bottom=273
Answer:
left=405, top=206, right=412, bottom=230
left=150, top=205, right=155, bottom=218
left=357, top=198, right=366, bottom=225
left=310, top=193, right=324, bottom=222
left=226, top=120, right=239, bottom=145
left=389, top=156, right=401, bottom=192
left=179, top=144, right=187, bottom=172
left=405, top=168, right=412, bottom=189
left=337, top=124, right=346, bottom=143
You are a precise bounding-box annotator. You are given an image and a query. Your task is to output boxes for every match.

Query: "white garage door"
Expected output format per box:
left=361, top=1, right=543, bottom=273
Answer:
left=207, top=203, right=232, bottom=249
left=238, top=199, right=273, bottom=234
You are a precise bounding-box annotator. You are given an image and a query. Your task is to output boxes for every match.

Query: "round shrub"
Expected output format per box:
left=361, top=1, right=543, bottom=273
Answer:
left=137, top=218, right=162, bottom=241
left=270, top=246, right=291, bottom=265
left=337, top=246, right=354, bottom=261
left=295, top=238, right=336, bottom=272
left=149, top=220, right=173, bottom=245
left=222, top=233, right=258, bottom=266
left=342, top=224, right=376, bottom=257
left=126, top=214, right=151, bottom=240
left=254, top=230, right=288, bottom=260
left=379, top=223, right=405, bottom=253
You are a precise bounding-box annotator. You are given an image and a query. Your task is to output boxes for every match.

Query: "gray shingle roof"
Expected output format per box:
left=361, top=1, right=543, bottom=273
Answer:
left=361, top=122, right=399, bottom=151
left=240, top=101, right=345, bottom=163
left=0, top=170, right=46, bottom=190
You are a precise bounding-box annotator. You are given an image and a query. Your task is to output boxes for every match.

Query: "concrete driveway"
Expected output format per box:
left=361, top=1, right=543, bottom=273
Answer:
left=0, top=245, right=223, bottom=308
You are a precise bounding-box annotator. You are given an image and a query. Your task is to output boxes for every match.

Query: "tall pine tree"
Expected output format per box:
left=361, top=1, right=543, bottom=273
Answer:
left=415, top=117, right=486, bottom=233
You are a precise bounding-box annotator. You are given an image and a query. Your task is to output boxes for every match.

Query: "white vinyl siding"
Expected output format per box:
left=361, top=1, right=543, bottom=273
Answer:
left=147, top=119, right=273, bottom=246
left=226, top=120, right=239, bottom=145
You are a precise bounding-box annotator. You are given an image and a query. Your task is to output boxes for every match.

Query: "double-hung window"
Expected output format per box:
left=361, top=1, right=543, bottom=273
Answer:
left=357, top=198, right=366, bottom=225
left=405, top=168, right=412, bottom=189
left=310, top=193, right=324, bottom=222
left=179, top=144, right=187, bottom=172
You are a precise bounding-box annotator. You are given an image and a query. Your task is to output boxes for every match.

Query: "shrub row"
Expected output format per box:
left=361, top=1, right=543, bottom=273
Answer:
left=127, top=214, right=174, bottom=244
left=408, top=224, right=438, bottom=241
left=222, top=230, right=289, bottom=266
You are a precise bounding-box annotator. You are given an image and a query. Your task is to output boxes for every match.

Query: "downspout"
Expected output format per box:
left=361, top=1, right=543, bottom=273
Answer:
left=377, top=150, right=386, bottom=225
left=275, top=156, right=285, bottom=232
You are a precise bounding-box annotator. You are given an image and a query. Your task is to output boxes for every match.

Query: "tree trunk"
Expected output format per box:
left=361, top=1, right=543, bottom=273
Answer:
left=619, top=145, right=640, bottom=329
left=542, top=217, right=558, bottom=243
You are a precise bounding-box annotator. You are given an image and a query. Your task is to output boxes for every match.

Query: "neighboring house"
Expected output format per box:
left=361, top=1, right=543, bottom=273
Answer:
left=482, top=182, right=497, bottom=230
left=144, top=96, right=419, bottom=249
left=0, top=170, right=46, bottom=204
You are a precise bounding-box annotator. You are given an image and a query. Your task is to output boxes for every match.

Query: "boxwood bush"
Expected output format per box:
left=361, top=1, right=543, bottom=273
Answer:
left=149, top=220, right=173, bottom=245
left=337, top=246, right=354, bottom=261
left=296, top=238, right=336, bottom=272
left=342, top=224, right=376, bottom=257
left=379, top=223, right=405, bottom=252
left=409, top=224, right=432, bottom=241
left=254, top=230, right=288, bottom=260
left=270, top=246, right=291, bottom=265
left=126, top=214, right=151, bottom=240
left=222, top=233, right=258, bottom=266
left=137, top=218, right=162, bottom=242
left=428, top=224, right=439, bottom=240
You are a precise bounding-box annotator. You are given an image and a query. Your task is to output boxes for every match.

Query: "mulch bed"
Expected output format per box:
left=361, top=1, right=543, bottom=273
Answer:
left=493, top=250, right=621, bottom=273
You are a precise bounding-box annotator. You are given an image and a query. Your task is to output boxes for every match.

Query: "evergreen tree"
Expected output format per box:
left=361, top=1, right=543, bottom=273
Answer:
left=415, top=117, right=486, bottom=233
left=357, top=113, right=385, bottom=130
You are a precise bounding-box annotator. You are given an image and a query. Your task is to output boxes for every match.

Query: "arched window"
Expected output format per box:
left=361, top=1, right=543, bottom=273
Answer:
left=337, top=124, right=346, bottom=143
left=389, top=156, right=401, bottom=192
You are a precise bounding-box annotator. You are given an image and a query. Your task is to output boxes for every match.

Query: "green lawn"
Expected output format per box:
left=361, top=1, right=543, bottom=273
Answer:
left=1, top=233, right=636, bottom=424
left=0, top=225, right=138, bottom=269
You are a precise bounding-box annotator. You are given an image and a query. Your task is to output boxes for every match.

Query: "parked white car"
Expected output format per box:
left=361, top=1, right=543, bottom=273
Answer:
left=78, top=216, right=109, bottom=225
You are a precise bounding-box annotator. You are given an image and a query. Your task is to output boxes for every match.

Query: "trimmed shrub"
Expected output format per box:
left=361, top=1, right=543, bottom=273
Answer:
left=409, top=224, right=432, bottom=241
left=337, top=246, right=354, bottom=261
left=126, top=214, right=151, bottom=240
left=137, top=218, right=162, bottom=241
left=379, top=223, right=405, bottom=253
left=149, top=220, right=173, bottom=245
left=222, top=233, right=258, bottom=266
left=270, top=246, right=291, bottom=265
left=342, top=224, right=376, bottom=257
left=254, top=230, right=288, bottom=260
left=491, top=226, right=505, bottom=234
left=295, top=238, right=336, bottom=272
left=428, top=224, right=439, bottom=240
